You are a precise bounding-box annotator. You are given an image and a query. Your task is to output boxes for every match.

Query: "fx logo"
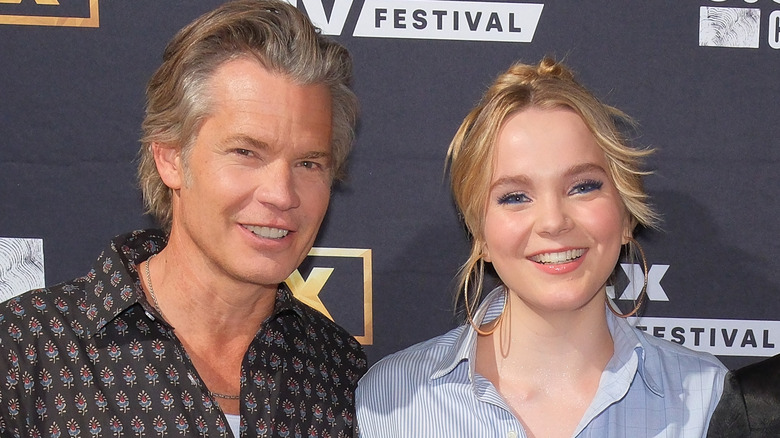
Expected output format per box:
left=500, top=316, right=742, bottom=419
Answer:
left=607, top=263, right=670, bottom=302
left=284, top=247, right=373, bottom=345
left=0, top=0, right=99, bottom=27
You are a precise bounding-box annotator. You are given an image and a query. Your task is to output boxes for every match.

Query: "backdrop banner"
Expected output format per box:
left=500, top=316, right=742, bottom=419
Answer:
left=1, top=0, right=778, bottom=369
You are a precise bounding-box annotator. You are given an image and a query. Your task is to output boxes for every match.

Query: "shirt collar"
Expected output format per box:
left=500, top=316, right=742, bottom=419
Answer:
left=80, top=230, right=167, bottom=338
left=428, top=287, right=664, bottom=398
left=273, top=283, right=307, bottom=320
left=609, top=311, right=664, bottom=397
left=430, top=286, right=506, bottom=380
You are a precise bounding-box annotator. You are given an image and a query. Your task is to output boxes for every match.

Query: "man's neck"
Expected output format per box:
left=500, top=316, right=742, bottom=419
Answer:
left=140, top=242, right=279, bottom=414
left=142, top=243, right=277, bottom=344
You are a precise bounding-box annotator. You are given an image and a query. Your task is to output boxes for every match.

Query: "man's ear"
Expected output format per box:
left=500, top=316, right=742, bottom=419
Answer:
left=152, top=142, right=184, bottom=190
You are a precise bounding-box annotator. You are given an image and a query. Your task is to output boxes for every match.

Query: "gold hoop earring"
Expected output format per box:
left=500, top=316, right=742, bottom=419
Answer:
left=607, top=236, right=648, bottom=318
left=464, top=259, right=506, bottom=336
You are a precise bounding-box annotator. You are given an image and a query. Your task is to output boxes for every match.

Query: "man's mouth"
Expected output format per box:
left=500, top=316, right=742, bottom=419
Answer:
left=529, top=249, right=585, bottom=265
left=243, top=225, right=290, bottom=239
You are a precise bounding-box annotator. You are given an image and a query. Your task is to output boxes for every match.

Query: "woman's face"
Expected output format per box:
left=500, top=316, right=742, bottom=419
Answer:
left=482, top=107, right=630, bottom=314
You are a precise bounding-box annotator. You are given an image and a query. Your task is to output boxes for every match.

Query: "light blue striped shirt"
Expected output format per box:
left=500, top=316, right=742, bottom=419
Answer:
left=356, top=288, right=727, bottom=437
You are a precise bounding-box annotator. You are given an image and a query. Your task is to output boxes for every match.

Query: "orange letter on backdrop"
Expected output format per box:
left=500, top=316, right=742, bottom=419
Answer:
left=0, top=0, right=60, bottom=4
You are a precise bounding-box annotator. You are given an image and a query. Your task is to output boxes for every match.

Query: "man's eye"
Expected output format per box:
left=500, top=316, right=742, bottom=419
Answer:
left=300, top=161, right=321, bottom=170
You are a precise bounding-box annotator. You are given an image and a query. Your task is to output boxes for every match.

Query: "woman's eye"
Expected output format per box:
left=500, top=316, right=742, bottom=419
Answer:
left=497, top=193, right=530, bottom=205
left=570, top=180, right=603, bottom=195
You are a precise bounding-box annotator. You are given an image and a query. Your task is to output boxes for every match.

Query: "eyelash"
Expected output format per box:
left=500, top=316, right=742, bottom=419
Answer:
left=497, top=193, right=530, bottom=205
left=496, top=180, right=604, bottom=205
left=230, top=148, right=327, bottom=174
left=299, top=160, right=322, bottom=170
left=569, top=179, right=603, bottom=195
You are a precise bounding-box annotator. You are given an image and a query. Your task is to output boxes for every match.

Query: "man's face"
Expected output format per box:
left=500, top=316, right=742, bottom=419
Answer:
left=165, top=58, right=333, bottom=290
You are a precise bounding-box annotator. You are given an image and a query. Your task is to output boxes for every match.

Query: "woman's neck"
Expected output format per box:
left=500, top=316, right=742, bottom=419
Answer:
left=496, top=292, right=610, bottom=359
left=474, top=291, right=615, bottom=438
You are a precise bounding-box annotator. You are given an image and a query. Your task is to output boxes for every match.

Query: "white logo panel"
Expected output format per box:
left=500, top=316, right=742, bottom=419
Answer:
left=0, top=237, right=45, bottom=302
left=631, top=316, right=780, bottom=357
left=354, top=0, right=543, bottom=42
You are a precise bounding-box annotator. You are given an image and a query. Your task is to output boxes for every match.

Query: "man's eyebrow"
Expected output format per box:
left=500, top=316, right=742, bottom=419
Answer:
left=223, top=134, right=270, bottom=150
left=300, top=151, right=332, bottom=160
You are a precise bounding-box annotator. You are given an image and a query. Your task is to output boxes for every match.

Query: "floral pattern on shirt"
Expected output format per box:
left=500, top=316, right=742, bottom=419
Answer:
left=0, top=229, right=367, bottom=437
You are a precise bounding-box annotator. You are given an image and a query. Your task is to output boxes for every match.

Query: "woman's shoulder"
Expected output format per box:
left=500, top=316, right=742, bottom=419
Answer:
left=364, top=325, right=466, bottom=379
left=355, top=325, right=472, bottom=435
left=631, top=324, right=727, bottom=378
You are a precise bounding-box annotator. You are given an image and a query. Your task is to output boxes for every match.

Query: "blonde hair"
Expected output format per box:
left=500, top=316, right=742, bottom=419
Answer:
left=447, top=57, right=660, bottom=318
left=138, top=0, right=358, bottom=231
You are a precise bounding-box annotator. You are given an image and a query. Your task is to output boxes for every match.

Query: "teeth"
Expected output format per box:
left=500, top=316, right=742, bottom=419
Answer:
left=244, top=225, right=289, bottom=239
left=531, top=249, right=585, bottom=264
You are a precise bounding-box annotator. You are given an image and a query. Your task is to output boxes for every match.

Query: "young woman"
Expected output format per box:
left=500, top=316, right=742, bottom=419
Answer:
left=356, top=58, right=726, bottom=437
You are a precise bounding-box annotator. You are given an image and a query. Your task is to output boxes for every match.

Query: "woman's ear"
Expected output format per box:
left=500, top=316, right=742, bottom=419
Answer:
left=152, top=142, right=184, bottom=190
left=481, top=241, right=491, bottom=263
left=621, top=213, right=634, bottom=245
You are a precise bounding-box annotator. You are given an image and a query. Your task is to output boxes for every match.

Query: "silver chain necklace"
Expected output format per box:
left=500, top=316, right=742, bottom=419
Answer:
left=143, top=254, right=240, bottom=401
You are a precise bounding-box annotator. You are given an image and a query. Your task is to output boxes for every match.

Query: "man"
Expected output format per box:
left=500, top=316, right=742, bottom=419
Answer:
left=0, top=1, right=366, bottom=436
left=707, top=355, right=780, bottom=437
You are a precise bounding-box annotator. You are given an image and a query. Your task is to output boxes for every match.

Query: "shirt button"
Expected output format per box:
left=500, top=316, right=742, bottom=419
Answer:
left=507, top=432, right=517, bottom=438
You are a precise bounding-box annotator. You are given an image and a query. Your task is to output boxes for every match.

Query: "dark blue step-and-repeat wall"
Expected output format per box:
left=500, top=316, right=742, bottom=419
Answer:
left=1, top=0, right=778, bottom=369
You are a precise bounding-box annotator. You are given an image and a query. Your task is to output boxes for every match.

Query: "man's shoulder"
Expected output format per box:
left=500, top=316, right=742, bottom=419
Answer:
left=0, top=278, right=92, bottom=368
left=1, top=277, right=88, bottom=320
left=709, top=355, right=780, bottom=436
left=732, top=354, right=780, bottom=402
left=734, top=354, right=780, bottom=382
left=1, top=229, right=164, bottom=309
left=0, top=230, right=160, bottom=343
left=283, top=297, right=368, bottom=374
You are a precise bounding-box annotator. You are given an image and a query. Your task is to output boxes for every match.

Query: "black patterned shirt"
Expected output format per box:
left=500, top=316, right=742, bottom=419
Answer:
left=0, top=229, right=367, bottom=437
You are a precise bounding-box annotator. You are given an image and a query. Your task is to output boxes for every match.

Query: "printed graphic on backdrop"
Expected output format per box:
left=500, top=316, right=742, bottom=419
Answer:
left=611, top=262, right=780, bottom=357
left=699, top=2, right=780, bottom=49
left=286, top=0, right=544, bottom=42
left=699, top=7, right=760, bottom=48
left=285, top=248, right=374, bottom=345
left=0, top=238, right=45, bottom=302
left=0, top=0, right=98, bottom=27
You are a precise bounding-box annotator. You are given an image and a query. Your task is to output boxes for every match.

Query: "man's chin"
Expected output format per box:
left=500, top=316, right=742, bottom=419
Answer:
left=232, top=258, right=299, bottom=287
